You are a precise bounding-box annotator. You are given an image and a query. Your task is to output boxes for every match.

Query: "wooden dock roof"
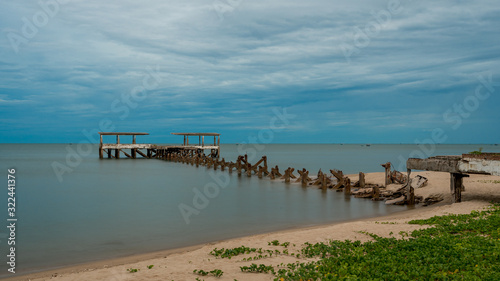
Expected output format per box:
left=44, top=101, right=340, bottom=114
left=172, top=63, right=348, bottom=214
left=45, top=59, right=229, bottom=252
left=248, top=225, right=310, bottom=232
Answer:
left=171, top=133, right=220, bottom=136
left=99, top=132, right=149, bottom=135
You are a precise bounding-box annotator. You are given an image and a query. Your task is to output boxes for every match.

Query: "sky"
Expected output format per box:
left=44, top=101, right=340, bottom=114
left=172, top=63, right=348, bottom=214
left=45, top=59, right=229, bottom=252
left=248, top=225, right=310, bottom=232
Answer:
left=0, top=0, right=499, bottom=144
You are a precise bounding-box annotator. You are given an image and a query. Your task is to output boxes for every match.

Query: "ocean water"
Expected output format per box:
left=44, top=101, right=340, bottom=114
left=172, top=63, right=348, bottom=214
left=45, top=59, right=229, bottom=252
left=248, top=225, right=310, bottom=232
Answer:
left=0, top=143, right=499, bottom=277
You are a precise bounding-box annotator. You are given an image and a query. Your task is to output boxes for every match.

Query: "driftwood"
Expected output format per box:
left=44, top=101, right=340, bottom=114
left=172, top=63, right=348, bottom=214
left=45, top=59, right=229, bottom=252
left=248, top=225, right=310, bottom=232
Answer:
left=423, top=194, right=444, bottom=206
left=385, top=195, right=405, bottom=205
left=390, top=170, right=408, bottom=184
left=411, top=175, right=428, bottom=189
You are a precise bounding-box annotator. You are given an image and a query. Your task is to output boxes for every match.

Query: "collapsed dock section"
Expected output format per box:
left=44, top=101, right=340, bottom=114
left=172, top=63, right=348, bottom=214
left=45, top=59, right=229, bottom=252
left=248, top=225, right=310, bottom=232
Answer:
left=407, top=153, right=500, bottom=203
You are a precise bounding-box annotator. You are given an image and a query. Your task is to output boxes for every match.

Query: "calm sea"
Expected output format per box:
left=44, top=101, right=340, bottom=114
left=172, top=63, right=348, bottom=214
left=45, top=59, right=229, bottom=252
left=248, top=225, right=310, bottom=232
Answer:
left=0, top=143, right=499, bottom=277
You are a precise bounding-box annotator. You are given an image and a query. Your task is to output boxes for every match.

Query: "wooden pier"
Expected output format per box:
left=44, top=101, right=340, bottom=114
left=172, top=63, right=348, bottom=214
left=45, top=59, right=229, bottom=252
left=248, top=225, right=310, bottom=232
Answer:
left=99, top=132, right=220, bottom=159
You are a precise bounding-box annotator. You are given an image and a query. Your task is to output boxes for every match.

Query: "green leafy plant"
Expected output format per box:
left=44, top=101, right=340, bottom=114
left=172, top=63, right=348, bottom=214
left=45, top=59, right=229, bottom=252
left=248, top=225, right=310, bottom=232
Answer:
left=193, top=269, right=223, bottom=278
left=127, top=268, right=139, bottom=273
left=469, top=147, right=483, bottom=155
left=240, top=263, right=275, bottom=274
left=210, top=246, right=261, bottom=259
left=478, top=180, right=500, bottom=184
left=232, top=204, right=500, bottom=280
left=147, top=265, right=154, bottom=269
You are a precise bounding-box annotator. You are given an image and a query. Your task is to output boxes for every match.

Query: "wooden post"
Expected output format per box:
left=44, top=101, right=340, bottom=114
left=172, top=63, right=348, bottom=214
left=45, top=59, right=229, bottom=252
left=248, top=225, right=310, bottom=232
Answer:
left=373, top=185, right=380, bottom=199
left=331, top=169, right=345, bottom=189
left=284, top=168, right=291, bottom=183
left=344, top=177, right=351, bottom=195
left=131, top=135, right=137, bottom=159
left=300, top=169, right=309, bottom=186
left=450, top=173, right=469, bottom=203
left=359, top=172, right=365, bottom=188
left=202, top=136, right=204, bottom=147
left=269, top=169, right=275, bottom=179
left=115, top=135, right=120, bottom=159
left=406, top=179, right=415, bottom=205
left=274, top=166, right=282, bottom=177
left=99, top=134, right=103, bottom=159
left=237, top=157, right=242, bottom=176
left=381, top=162, right=391, bottom=187
left=187, top=136, right=189, bottom=146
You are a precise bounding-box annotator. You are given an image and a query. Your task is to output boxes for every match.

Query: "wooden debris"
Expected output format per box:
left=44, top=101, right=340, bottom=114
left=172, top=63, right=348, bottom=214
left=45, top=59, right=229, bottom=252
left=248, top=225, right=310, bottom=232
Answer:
left=128, top=146, right=434, bottom=207
left=359, top=172, right=365, bottom=188
left=423, top=194, right=444, bottom=206
left=381, top=162, right=392, bottom=187
left=282, top=167, right=295, bottom=183
left=407, top=179, right=415, bottom=205
left=411, top=175, right=428, bottom=189
left=330, top=169, right=345, bottom=189
left=372, top=185, right=380, bottom=199
left=390, top=170, right=408, bottom=184
left=344, top=177, right=351, bottom=195
left=385, top=195, right=405, bottom=205
left=296, top=168, right=312, bottom=186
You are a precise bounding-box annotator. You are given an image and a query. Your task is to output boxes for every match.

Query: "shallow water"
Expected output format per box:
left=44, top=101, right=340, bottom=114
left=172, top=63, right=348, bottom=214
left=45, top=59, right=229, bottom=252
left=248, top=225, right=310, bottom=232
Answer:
left=0, top=143, right=498, bottom=276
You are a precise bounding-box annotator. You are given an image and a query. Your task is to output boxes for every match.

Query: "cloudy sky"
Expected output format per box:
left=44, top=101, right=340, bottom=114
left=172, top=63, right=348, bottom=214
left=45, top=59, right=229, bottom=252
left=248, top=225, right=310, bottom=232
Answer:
left=1, top=0, right=499, bottom=144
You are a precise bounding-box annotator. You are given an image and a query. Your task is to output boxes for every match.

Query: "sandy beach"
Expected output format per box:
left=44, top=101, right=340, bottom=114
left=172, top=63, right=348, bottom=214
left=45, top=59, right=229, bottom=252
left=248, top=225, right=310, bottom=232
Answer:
left=7, top=171, right=500, bottom=281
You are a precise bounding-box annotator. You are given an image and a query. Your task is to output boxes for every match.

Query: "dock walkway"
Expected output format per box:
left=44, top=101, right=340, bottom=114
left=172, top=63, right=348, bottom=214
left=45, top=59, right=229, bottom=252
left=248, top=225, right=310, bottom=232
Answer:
left=99, top=132, right=220, bottom=159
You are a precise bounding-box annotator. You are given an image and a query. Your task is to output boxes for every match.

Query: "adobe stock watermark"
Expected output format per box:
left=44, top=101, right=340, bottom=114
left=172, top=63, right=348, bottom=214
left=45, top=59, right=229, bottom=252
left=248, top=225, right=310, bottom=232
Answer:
left=395, top=72, right=496, bottom=171
left=5, top=0, right=71, bottom=54
left=51, top=65, right=162, bottom=182
left=211, top=0, right=243, bottom=21
left=340, top=0, right=404, bottom=63
left=178, top=107, right=296, bottom=224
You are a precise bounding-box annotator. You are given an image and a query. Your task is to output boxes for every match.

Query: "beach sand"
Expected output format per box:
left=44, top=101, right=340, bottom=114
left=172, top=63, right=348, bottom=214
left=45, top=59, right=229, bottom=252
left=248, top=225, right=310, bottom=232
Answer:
left=8, top=171, right=500, bottom=281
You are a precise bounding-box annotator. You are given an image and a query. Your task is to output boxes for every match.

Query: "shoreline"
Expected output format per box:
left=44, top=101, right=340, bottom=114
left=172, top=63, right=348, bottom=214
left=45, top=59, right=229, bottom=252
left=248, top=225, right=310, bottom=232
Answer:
left=6, top=171, right=500, bottom=280
left=2, top=203, right=415, bottom=280
left=3, top=203, right=439, bottom=281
